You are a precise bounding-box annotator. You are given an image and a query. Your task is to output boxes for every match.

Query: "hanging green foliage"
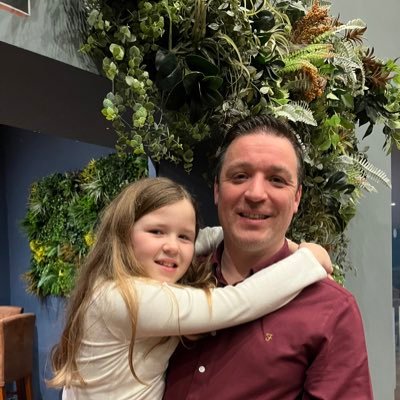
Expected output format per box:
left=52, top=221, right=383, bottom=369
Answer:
left=80, top=0, right=397, bottom=281
left=22, top=153, right=148, bottom=297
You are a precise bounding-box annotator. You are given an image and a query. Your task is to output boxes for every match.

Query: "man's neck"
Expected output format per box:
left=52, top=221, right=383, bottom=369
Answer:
left=220, top=241, right=285, bottom=285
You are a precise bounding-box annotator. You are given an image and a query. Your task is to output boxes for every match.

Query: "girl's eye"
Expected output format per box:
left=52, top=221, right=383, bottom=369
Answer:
left=179, top=234, right=194, bottom=242
left=149, top=229, right=163, bottom=235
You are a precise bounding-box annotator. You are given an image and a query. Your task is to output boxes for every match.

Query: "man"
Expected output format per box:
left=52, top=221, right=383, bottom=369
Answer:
left=163, top=115, right=373, bottom=399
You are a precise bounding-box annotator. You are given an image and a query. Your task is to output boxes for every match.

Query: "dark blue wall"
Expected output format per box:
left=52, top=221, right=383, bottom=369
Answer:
left=2, top=125, right=114, bottom=400
left=0, top=130, right=10, bottom=304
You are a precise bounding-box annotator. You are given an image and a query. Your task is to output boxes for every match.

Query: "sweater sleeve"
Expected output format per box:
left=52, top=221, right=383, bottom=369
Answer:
left=131, top=247, right=327, bottom=337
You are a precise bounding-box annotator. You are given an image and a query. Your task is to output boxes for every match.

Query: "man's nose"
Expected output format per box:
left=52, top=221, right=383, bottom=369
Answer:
left=244, top=176, right=267, bottom=202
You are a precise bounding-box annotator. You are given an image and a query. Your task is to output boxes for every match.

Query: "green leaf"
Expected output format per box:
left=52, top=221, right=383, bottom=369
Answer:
left=102, top=58, right=118, bottom=80
left=125, top=76, right=135, bottom=86
left=331, top=132, right=340, bottom=148
left=327, top=92, right=339, bottom=100
left=326, top=114, right=341, bottom=127
left=317, top=136, right=332, bottom=151
left=155, top=50, right=178, bottom=77
left=186, top=54, right=219, bottom=76
left=252, top=11, right=275, bottom=32
left=165, top=82, right=186, bottom=110
left=202, top=89, right=224, bottom=107
left=208, top=23, right=219, bottom=30
left=341, top=94, right=354, bottom=109
left=202, top=76, right=223, bottom=90
left=157, top=66, right=183, bottom=91
left=87, top=10, right=99, bottom=27
left=183, top=72, right=203, bottom=94
left=183, top=149, right=194, bottom=163
left=109, top=44, right=125, bottom=60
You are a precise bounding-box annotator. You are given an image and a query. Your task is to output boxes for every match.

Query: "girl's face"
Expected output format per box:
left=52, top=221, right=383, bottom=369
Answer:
left=130, top=199, right=196, bottom=283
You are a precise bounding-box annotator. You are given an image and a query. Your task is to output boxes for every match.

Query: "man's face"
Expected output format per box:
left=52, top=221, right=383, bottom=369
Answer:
left=214, top=132, right=302, bottom=258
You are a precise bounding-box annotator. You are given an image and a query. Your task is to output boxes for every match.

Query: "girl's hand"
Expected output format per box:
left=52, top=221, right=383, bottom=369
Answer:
left=287, top=239, right=333, bottom=275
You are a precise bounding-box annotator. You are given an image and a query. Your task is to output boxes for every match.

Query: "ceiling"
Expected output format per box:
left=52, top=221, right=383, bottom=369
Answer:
left=0, top=40, right=116, bottom=148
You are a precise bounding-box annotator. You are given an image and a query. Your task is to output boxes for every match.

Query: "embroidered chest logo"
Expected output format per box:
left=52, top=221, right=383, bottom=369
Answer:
left=264, top=333, right=273, bottom=342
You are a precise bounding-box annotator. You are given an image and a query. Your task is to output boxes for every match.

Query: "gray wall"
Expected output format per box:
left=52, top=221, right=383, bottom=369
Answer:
left=393, top=149, right=400, bottom=289
left=0, top=0, right=96, bottom=72
left=331, top=1, right=397, bottom=399
left=393, top=149, right=400, bottom=229
left=1, top=125, right=113, bottom=399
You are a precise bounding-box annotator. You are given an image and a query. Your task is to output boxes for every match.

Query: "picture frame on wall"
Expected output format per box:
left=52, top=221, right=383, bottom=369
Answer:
left=0, top=0, right=30, bottom=16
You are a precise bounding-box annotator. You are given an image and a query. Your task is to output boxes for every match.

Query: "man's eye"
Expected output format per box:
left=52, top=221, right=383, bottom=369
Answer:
left=270, top=176, right=286, bottom=185
left=231, top=173, right=248, bottom=182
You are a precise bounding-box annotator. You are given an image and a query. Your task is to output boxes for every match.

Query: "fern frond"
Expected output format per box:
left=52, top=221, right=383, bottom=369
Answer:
left=331, top=56, right=365, bottom=92
left=334, top=40, right=356, bottom=59
left=332, top=19, right=367, bottom=35
left=331, top=56, right=362, bottom=74
left=330, top=40, right=365, bottom=91
left=272, top=101, right=317, bottom=126
left=340, top=154, right=392, bottom=189
left=281, top=59, right=317, bottom=74
left=284, top=72, right=312, bottom=92
left=312, top=29, right=335, bottom=44
left=313, top=19, right=366, bottom=46
left=287, top=43, right=333, bottom=61
left=281, top=43, right=333, bottom=74
left=357, top=180, right=378, bottom=193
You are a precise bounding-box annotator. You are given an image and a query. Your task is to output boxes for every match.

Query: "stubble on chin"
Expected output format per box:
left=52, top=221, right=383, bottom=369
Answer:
left=227, top=230, right=268, bottom=253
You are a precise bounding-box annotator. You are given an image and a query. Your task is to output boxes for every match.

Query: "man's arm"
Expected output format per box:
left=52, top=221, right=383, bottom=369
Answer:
left=303, top=293, right=373, bottom=399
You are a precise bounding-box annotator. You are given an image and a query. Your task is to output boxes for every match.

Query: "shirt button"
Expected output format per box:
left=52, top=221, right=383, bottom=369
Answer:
left=198, top=366, right=206, bottom=373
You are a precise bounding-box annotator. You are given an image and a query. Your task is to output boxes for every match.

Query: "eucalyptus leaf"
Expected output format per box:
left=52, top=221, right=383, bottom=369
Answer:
left=208, top=22, right=220, bottom=30
left=109, top=44, right=125, bottom=60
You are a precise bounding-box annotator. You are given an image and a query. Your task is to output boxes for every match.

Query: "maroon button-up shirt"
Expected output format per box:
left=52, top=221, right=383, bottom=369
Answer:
left=163, top=242, right=373, bottom=399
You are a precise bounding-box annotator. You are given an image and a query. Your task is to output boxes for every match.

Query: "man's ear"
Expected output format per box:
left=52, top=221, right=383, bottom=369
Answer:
left=293, top=185, right=302, bottom=214
left=214, top=178, right=219, bottom=206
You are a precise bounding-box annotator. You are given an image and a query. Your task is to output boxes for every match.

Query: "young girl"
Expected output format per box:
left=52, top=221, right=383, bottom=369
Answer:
left=49, top=177, right=330, bottom=399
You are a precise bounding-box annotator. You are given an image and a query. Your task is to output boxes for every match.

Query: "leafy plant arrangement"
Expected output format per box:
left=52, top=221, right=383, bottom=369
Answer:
left=81, top=0, right=399, bottom=281
left=22, top=153, right=147, bottom=297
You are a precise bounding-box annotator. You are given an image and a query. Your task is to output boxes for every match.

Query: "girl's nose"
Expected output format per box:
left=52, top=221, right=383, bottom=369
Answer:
left=162, top=237, right=179, bottom=255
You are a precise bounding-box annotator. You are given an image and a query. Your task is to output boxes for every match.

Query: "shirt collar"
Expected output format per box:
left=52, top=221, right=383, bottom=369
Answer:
left=213, top=240, right=291, bottom=286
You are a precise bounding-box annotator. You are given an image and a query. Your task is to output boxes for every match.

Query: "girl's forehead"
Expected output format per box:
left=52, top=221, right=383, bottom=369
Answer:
left=139, top=198, right=196, bottom=221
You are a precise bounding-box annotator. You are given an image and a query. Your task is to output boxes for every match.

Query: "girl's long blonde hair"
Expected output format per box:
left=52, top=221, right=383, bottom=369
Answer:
left=48, top=177, right=214, bottom=387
